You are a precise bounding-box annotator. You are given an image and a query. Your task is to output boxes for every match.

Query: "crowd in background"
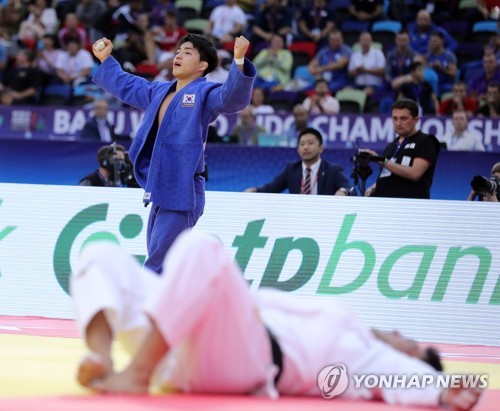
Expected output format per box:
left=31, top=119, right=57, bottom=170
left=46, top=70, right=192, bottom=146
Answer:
left=0, top=0, right=499, bottom=149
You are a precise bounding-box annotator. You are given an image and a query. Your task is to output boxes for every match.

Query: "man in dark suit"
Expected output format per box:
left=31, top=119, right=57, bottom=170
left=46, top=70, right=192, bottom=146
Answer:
left=80, top=99, right=119, bottom=142
left=245, top=127, right=354, bottom=195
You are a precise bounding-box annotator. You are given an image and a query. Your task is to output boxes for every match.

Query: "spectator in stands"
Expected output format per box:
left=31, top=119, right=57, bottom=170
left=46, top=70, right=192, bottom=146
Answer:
left=438, top=82, right=478, bottom=117
left=308, top=30, right=352, bottom=94
left=114, top=12, right=155, bottom=68
left=245, top=127, right=353, bottom=195
left=93, top=0, right=122, bottom=41
left=0, top=0, right=27, bottom=38
left=80, top=99, right=120, bottom=142
left=408, top=9, right=457, bottom=55
left=426, top=31, right=457, bottom=96
left=146, top=10, right=187, bottom=66
left=388, top=0, right=421, bottom=23
left=110, top=0, right=145, bottom=47
left=347, top=31, right=386, bottom=97
left=207, top=0, right=247, bottom=47
left=439, top=110, right=485, bottom=152
left=363, top=99, right=440, bottom=199
left=386, top=30, right=417, bottom=90
left=148, top=0, right=175, bottom=27
left=398, top=62, right=438, bottom=115
left=251, top=0, right=293, bottom=45
left=252, top=34, right=293, bottom=90
left=476, top=82, right=500, bottom=118
left=26, top=0, right=58, bottom=35
left=54, top=36, right=94, bottom=91
left=348, top=0, right=383, bottom=22
left=35, top=34, right=62, bottom=87
left=469, top=0, right=500, bottom=22
left=206, top=49, right=231, bottom=83
left=0, top=33, right=7, bottom=82
left=17, top=3, right=46, bottom=49
left=0, top=48, right=40, bottom=105
left=231, top=106, right=268, bottom=145
left=302, top=78, right=339, bottom=115
left=296, top=0, right=334, bottom=47
left=470, top=52, right=500, bottom=104
left=250, top=87, right=275, bottom=114
left=284, top=104, right=312, bottom=147
left=76, top=0, right=108, bottom=43
left=412, top=53, right=439, bottom=95
left=58, top=12, right=89, bottom=50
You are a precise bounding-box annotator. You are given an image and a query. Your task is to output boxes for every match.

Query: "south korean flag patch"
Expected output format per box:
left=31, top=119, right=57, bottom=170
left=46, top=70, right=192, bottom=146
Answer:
left=182, top=94, right=196, bottom=107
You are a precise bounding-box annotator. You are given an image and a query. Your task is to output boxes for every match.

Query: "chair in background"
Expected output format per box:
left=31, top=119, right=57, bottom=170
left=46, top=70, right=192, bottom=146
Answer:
left=455, top=43, right=484, bottom=67
left=183, top=18, right=210, bottom=34
left=175, top=0, right=203, bottom=26
left=266, top=90, right=302, bottom=112
left=371, top=20, right=402, bottom=51
left=339, top=20, right=371, bottom=46
left=468, top=20, right=499, bottom=44
left=336, top=89, right=367, bottom=113
left=441, top=21, right=470, bottom=44
left=289, top=42, right=317, bottom=78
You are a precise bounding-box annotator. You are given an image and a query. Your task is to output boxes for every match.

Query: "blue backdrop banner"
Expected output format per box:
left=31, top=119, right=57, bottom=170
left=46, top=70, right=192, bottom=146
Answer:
left=0, top=138, right=497, bottom=201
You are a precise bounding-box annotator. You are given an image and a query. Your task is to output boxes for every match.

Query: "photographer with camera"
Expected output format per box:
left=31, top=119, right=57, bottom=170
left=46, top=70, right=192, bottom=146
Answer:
left=467, top=162, right=500, bottom=202
left=361, top=99, right=440, bottom=199
left=79, top=143, right=139, bottom=188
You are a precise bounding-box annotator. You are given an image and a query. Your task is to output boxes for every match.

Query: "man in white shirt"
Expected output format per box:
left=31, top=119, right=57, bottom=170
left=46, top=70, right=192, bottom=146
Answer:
left=302, top=78, right=340, bottom=115
left=440, top=110, right=485, bottom=151
left=347, top=31, right=386, bottom=96
left=208, top=0, right=247, bottom=46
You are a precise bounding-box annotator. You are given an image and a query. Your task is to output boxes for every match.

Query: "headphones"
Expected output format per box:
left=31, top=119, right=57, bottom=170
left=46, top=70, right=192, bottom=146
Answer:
left=97, top=145, right=115, bottom=168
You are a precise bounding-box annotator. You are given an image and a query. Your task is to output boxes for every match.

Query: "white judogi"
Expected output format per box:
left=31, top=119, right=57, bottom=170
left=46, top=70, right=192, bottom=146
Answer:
left=71, top=230, right=442, bottom=406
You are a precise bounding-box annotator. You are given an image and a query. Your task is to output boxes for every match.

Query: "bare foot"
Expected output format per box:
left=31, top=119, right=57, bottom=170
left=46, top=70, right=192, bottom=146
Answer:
left=440, top=386, right=483, bottom=410
left=89, top=367, right=150, bottom=395
left=77, top=352, right=113, bottom=388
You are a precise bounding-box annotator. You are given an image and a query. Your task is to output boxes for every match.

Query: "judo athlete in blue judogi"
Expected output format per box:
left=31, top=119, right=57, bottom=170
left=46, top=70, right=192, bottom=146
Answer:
left=91, top=35, right=256, bottom=273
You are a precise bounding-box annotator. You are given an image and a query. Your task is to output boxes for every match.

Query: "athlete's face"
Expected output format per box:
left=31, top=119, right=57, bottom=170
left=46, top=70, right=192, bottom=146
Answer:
left=392, top=108, right=418, bottom=138
left=173, top=42, right=207, bottom=79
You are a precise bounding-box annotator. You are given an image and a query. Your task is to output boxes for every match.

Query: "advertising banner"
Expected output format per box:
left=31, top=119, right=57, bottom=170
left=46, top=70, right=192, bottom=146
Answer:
left=0, top=184, right=498, bottom=345
left=1, top=106, right=499, bottom=151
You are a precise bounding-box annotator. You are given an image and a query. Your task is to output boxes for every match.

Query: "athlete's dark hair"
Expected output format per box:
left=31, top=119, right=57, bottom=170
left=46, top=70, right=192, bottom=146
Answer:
left=177, top=34, right=219, bottom=76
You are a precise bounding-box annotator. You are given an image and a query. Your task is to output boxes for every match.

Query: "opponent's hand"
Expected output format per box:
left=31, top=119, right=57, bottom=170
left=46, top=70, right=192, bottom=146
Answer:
left=234, top=36, right=250, bottom=60
left=92, top=38, right=113, bottom=63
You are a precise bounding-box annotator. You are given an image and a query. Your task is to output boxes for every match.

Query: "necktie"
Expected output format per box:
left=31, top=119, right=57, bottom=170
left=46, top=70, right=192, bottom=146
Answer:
left=302, top=167, right=312, bottom=194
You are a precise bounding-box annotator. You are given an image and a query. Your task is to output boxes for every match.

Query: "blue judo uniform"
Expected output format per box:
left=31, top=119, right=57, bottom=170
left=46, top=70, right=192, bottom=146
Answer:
left=93, top=56, right=256, bottom=273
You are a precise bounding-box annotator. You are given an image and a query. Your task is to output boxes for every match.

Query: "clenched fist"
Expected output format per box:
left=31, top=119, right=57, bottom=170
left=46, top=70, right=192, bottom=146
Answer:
left=233, top=36, right=250, bottom=60
left=92, top=38, right=113, bottom=63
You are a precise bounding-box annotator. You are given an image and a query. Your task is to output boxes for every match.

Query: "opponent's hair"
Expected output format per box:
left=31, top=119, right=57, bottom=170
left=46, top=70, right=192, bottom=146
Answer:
left=177, top=34, right=219, bottom=76
left=423, top=347, right=443, bottom=372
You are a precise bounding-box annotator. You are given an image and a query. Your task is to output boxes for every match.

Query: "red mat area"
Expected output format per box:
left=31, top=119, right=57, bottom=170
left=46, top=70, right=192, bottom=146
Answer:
left=0, top=392, right=496, bottom=411
left=0, top=316, right=78, bottom=338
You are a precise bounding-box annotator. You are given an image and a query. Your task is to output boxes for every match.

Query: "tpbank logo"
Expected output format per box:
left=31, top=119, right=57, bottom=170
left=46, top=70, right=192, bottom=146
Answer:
left=53, top=203, right=145, bottom=294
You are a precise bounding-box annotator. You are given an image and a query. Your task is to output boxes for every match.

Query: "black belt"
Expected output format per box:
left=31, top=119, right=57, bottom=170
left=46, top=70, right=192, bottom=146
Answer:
left=267, top=328, right=283, bottom=385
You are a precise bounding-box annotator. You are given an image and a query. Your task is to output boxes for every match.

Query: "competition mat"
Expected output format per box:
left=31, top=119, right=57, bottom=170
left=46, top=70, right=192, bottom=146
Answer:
left=0, top=316, right=498, bottom=411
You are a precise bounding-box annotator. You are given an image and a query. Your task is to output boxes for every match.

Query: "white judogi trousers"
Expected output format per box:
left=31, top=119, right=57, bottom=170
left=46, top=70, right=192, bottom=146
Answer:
left=71, top=230, right=442, bottom=406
